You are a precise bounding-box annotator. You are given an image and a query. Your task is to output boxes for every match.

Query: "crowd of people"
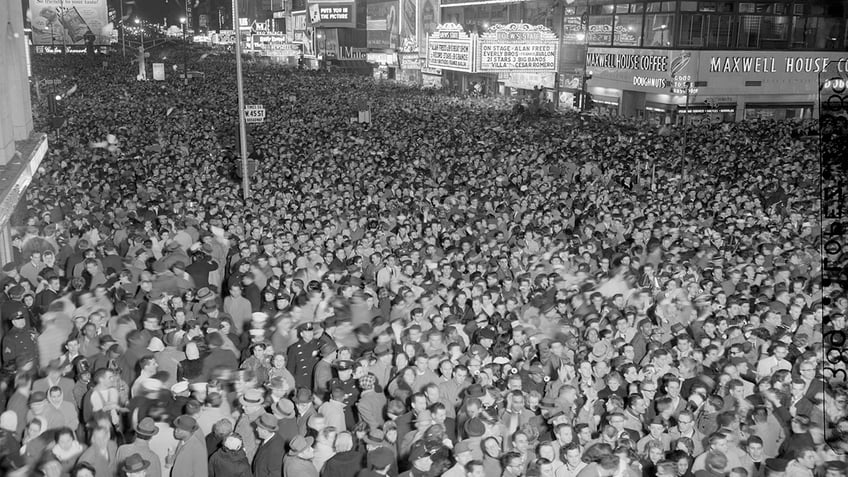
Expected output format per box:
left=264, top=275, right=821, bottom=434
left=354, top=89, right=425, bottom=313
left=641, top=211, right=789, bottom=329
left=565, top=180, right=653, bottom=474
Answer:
left=0, top=53, right=838, bottom=477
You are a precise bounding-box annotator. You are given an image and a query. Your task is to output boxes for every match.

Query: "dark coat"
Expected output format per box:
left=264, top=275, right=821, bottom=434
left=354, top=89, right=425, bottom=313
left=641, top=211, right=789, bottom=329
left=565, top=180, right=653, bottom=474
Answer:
left=253, top=433, right=285, bottom=477
left=209, top=446, right=254, bottom=477
left=321, top=450, right=365, bottom=477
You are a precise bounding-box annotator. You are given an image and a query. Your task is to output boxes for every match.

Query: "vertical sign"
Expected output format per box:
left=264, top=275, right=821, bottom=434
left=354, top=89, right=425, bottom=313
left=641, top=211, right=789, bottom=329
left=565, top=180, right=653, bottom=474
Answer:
left=399, top=0, right=417, bottom=52
left=152, top=62, right=165, bottom=80
left=418, top=0, right=439, bottom=57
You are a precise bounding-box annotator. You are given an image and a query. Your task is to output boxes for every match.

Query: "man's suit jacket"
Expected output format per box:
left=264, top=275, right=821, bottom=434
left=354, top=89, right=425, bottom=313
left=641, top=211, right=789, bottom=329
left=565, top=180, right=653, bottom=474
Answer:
left=253, top=433, right=285, bottom=477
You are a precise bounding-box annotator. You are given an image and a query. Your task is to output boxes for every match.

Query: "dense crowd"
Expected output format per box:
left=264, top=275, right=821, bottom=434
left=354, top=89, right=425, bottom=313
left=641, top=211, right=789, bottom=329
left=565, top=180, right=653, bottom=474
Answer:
left=0, top=53, right=838, bottom=477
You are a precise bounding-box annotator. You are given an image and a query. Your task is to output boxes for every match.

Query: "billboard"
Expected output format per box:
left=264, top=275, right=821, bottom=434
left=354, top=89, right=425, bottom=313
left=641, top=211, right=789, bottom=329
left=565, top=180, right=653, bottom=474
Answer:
left=417, top=0, right=439, bottom=56
left=476, top=23, right=558, bottom=73
left=29, top=0, right=109, bottom=46
left=236, top=0, right=273, bottom=25
left=366, top=0, right=399, bottom=49
left=426, top=23, right=473, bottom=72
left=308, top=1, right=356, bottom=28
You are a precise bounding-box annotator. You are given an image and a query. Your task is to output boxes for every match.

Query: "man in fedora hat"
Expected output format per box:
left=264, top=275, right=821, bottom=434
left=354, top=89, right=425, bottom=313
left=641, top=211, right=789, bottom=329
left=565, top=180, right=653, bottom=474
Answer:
left=169, top=415, right=207, bottom=477
left=293, top=387, right=318, bottom=437
left=284, top=435, right=318, bottom=477
left=235, top=388, right=266, bottom=462
left=117, top=417, right=162, bottom=477
left=272, top=398, right=299, bottom=446
left=122, top=453, right=151, bottom=477
left=253, top=412, right=285, bottom=477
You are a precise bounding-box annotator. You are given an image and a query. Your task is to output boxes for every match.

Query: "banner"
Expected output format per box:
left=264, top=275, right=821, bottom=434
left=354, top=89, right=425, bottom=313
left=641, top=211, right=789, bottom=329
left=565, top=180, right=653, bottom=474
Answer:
left=399, top=52, right=421, bottom=69
left=476, top=23, right=558, bottom=73
left=29, top=0, right=109, bottom=46
left=399, top=0, right=417, bottom=52
left=366, top=0, right=399, bottom=49
left=320, top=28, right=340, bottom=57
left=292, top=13, right=314, bottom=55
left=308, top=1, right=356, bottom=28
left=426, top=23, right=474, bottom=72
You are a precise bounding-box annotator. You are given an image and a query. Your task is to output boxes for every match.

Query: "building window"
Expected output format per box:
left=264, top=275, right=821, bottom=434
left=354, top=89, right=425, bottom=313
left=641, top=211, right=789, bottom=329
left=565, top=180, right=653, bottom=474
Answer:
left=760, top=15, right=789, bottom=48
left=737, top=14, right=761, bottom=48
left=645, top=13, right=674, bottom=45
left=705, top=14, right=735, bottom=47
left=588, top=14, right=614, bottom=45
left=678, top=13, right=705, bottom=46
left=614, top=14, right=643, bottom=45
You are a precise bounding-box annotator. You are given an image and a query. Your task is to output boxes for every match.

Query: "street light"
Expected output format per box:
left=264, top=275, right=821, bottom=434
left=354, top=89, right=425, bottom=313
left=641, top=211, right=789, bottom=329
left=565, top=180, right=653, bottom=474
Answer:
left=135, top=18, right=144, bottom=47
left=180, top=17, right=187, bottom=83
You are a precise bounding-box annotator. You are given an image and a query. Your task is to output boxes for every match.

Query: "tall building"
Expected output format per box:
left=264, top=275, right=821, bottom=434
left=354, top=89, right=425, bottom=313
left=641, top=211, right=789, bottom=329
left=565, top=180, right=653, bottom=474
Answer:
left=433, top=0, right=848, bottom=121
left=0, top=0, right=49, bottom=262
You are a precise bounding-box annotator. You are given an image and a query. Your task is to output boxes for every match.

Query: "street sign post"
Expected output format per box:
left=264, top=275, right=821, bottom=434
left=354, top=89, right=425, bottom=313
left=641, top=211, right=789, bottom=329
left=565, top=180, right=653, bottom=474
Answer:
left=245, top=104, right=266, bottom=124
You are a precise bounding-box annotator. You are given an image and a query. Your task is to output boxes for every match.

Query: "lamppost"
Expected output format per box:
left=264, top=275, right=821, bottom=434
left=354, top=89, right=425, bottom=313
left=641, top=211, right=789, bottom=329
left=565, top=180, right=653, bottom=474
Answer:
left=135, top=18, right=143, bottom=47
left=180, top=17, right=188, bottom=83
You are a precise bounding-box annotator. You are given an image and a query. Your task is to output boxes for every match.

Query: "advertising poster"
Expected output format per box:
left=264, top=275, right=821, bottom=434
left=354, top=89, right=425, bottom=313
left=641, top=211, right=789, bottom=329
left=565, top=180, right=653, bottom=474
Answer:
left=476, top=23, right=559, bottom=73
left=426, top=23, right=473, bottom=72
left=29, top=0, right=109, bottom=46
left=399, top=0, right=417, bottom=52
left=366, top=0, right=399, bottom=49
left=308, top=1, right=356, bottom=28
left=417, top=0, right=439, bottom=56
left=292, top=12, right=314, bottom=55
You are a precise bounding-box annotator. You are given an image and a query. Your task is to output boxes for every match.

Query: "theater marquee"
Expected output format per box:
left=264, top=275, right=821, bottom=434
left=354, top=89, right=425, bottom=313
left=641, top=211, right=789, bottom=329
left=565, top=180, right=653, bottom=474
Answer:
left=476, top=24, right=558, bottom=73
left=426, top=23, right=560, bottom=73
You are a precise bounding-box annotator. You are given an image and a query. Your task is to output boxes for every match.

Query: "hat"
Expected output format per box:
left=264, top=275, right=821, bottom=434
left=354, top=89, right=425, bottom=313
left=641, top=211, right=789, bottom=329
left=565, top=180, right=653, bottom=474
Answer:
left=478, top=327, right=496, bottom=341
left=368, top=447, right=394, bottom=469
left=28, top=391, right=46, bottom=405
left=197, top=287, right=214, bottom=301
left=256, top=413, right=278, bottom=432
left=464, top=417, right=485, bottom=437
left=765, top=459, right=788, bottom=473
left=825, top=461, right=848, bottom=472
left=288, top=435, right=314, bottom=455
left=374, top=343, right=392, bottom=357
left=294, top=387, right=313, bottom=404
left=122, top=454, right=151, bottom=473
left=320, top=341, right=338, bottom=356
left=528, top=364, right=544, bottom=375
left=239, top=389, right=264, bottom=407
left=409, top=444, right=433, bottom=462
left=0, top=411, right=17, bottom=432
left=359, top=374, right=376, bottom=390
left=173, top=415, right=199, bottom=433
left=170, top=381, right=190, bottom=395
left=274, top=399, right=295, bottom=418
left=335, top=360, right=354, bottom=371
left=135, top=417, right=159, bottom=438
left=296, top=321, right=315, bottom=332
left=453, top=441, right=473, bottom=456
left=266, top=376, right=286, bottom=391
left=363, top=428, right=386, bottom=446
left=464, top=384, right=484, bottom=399
left=148, top=337, right=165, bottom=352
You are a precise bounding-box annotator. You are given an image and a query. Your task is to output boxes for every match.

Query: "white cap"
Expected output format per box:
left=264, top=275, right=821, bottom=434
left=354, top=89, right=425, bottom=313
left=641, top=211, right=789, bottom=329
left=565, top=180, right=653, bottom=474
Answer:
left=0, top=411, right=17, bottom=432
left=148, top=337, right=165, bottom=352
left=171, top=381, right=190, bottom=394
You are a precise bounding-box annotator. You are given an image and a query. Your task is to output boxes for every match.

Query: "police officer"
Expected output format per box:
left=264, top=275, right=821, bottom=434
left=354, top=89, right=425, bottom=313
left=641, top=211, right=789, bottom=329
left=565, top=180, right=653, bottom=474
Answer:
left=328, top=359, right=360, bottom=429
left=286, top=322, right=320, bottom=390
left=2, top=311, right=38, bottom=372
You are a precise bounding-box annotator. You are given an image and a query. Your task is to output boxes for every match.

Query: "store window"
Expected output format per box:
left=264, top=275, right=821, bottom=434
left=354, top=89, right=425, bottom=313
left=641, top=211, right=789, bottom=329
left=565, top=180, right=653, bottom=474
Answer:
left=792, top=16, right=845, bottom=49
left=645, top=13, right=674, bottom=45
left=614, top=14, right=643, bottom=45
